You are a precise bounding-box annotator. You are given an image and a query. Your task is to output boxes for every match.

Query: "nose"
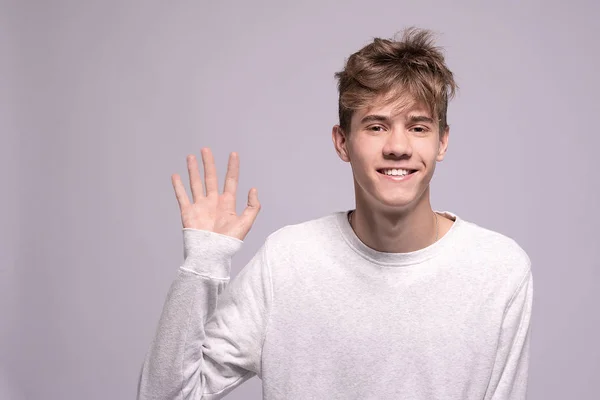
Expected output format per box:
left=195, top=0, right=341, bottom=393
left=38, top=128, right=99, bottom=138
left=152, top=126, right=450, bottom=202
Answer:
left=382, top=129, right=412, bottom=158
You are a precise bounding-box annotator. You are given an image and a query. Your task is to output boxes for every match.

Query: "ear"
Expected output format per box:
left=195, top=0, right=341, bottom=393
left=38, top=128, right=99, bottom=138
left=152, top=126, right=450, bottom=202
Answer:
left=436, top=125, right=450, bottom=162
left=332, top=125, right=351, bottom=162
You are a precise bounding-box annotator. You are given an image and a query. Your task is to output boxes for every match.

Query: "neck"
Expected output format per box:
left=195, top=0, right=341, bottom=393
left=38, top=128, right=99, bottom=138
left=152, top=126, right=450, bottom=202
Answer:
left=350, top=188, right=440, bottom=253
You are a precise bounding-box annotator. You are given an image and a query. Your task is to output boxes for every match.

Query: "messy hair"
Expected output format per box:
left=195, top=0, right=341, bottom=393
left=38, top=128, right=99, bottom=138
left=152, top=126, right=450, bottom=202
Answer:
left=334, top=27, right=458, bottom=135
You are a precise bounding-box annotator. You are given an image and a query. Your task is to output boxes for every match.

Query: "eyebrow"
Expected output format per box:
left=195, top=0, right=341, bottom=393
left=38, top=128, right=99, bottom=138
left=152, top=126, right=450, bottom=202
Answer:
left=359, top=114, right=436, bottom=125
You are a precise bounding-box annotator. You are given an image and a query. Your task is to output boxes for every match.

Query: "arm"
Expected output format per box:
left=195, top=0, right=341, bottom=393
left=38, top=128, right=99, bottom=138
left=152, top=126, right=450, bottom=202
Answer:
left=137, top=229, right=272, bottom=399
left=137, top=148, right=264, bottom=399
left=484, top=268, right=534, bottom=400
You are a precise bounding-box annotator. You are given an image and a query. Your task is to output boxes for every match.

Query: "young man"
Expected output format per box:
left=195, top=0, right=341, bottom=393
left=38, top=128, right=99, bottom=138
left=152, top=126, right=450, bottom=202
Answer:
left=138, top=27, right=533, bottom=399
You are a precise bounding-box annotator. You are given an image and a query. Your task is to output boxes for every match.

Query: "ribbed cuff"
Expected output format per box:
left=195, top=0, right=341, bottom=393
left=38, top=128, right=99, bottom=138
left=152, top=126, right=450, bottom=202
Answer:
left=181, top=229, right=244, bottom=278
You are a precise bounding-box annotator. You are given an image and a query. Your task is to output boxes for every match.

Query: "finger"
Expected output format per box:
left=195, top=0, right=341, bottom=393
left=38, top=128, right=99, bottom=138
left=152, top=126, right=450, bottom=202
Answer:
left=187, top=155, right=204, bottom=203
left=201, top=147, right=219, bottom=196
left=171, top=173, right=190, bottom=208
left=223, top=152, right=239, bottom=195
left=241, top=187, right=261, bottom=223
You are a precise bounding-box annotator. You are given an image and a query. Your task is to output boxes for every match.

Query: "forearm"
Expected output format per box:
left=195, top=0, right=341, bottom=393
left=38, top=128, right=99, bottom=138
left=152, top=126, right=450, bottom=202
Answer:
left=138, top=268, right=229, bottom=399
left=137, top=229, right=241, bottom=400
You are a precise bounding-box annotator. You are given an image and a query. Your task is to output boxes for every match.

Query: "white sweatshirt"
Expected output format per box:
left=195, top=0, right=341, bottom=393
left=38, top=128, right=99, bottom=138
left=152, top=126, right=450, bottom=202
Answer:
left=138, top=210, right=533, bottom=399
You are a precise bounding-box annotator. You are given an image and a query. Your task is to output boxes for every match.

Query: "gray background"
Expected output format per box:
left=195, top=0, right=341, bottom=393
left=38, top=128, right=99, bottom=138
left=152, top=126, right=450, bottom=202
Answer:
left=2, top=0, right=599, bottom=399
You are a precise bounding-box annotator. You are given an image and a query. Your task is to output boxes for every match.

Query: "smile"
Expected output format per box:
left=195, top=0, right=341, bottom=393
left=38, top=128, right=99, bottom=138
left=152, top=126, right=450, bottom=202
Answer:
left=377, top=169, right=417, bottom=182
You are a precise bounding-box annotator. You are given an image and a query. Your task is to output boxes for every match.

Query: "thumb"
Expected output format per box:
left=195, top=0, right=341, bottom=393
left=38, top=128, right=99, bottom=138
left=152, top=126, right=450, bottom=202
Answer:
left=241, top=187, right=261, bottom=224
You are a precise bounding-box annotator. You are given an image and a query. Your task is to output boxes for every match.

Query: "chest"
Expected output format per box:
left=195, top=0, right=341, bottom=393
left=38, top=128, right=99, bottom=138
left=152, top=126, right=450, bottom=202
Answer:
left=268, top=267, right=505, bottom=367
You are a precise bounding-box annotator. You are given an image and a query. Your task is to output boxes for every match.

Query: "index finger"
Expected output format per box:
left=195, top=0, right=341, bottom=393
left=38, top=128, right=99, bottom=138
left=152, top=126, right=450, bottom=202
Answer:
left=223, top=152, right=239, bottom=195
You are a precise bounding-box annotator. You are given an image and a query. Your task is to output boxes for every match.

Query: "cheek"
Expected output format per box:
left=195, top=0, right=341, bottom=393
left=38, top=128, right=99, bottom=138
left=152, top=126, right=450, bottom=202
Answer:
left=349, top=140, right=374, bottom=167
left=349, top=154, right=377, bottom=185
left=350, top=158, right=371, bottom=177
left=415, top=141, right=440, bottom=161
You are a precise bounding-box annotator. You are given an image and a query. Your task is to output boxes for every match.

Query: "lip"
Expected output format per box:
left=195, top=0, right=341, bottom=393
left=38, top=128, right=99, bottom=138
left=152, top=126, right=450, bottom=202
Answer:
left=377, top=170, right=418, bottom=182
left=377, top=167, right=417, bottom=171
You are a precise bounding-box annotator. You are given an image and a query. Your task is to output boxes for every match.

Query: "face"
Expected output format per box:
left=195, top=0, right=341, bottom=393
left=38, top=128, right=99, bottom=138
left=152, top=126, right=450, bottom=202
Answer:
left=332, top=96, right=449, bottom=213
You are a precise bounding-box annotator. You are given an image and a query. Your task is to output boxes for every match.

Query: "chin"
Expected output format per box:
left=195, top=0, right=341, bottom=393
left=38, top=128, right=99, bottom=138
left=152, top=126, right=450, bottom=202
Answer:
left=371, top=193, right=418, bottom=212
left=356, top=176, right=425, bottom=211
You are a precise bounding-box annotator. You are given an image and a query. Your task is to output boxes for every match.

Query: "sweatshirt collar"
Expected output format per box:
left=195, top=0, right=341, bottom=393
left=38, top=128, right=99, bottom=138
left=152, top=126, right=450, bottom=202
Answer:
left=335, top=209, right=463, bottom=266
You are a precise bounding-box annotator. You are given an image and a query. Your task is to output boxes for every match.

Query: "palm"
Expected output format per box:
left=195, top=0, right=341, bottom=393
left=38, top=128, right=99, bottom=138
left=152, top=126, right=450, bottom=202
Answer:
left=172, top=148, right=260, bottom=241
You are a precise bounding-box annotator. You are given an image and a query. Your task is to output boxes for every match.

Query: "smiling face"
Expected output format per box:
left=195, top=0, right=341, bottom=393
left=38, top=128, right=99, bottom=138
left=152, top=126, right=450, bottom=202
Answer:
left=332, top=95, right=449, bottom=214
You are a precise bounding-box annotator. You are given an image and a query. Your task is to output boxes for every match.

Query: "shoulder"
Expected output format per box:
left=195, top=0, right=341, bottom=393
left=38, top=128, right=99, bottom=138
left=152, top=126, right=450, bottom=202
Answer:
left=453, top=216, right=532, bottom=281
left=264, top=212, right=341, bottom=252
left=258, top=212, right=344, bottom=283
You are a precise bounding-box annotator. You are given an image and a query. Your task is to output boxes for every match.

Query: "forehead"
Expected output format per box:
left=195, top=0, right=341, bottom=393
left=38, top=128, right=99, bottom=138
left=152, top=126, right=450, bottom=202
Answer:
left=353, top=94, right=433, bottom=121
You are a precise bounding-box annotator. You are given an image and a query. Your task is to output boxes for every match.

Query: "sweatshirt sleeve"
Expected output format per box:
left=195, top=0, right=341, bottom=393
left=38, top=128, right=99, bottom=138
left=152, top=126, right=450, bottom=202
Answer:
left=137, top=228, right=273, bottom=400
left=484, top=268, right=534, bottom=400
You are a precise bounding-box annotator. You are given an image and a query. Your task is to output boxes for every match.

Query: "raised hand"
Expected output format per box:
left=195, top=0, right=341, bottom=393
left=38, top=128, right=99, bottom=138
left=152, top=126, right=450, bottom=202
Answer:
left=171, top=148, right=260, bottom=241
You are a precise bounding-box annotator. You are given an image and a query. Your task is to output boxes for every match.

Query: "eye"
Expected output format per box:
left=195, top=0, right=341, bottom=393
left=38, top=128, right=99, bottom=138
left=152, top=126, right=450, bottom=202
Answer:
left=410, top=126, right=429, bottom=134
left=367, top=125, right=385, bottom=132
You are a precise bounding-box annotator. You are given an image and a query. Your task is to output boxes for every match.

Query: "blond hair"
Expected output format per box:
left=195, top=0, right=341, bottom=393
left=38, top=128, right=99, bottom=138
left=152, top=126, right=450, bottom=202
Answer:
left=334, top=27, right=458, bottom=135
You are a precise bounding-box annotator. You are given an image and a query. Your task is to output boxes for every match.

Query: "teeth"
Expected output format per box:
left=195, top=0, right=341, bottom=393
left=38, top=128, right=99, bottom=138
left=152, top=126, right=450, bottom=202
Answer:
left=382, top=169, right=410, bottom=176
